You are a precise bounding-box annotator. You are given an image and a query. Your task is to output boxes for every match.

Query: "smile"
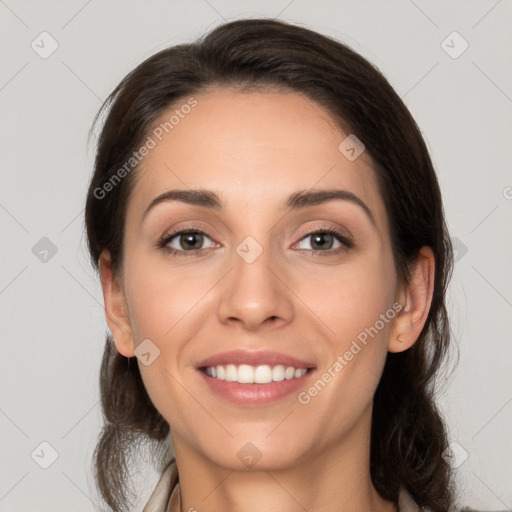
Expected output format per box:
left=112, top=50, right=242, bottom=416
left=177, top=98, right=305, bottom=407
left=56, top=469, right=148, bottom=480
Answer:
left=202, top=364, right=309, bottom=384
left=195, top=349, right=316, bottom=405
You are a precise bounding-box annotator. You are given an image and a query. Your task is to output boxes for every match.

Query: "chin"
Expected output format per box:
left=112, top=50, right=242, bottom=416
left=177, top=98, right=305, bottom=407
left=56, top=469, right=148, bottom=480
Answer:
left=191, top=430, right=311, bottom=472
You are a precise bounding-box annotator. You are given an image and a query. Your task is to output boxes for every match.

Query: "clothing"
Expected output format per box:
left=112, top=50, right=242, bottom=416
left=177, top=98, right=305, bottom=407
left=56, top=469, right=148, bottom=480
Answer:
left=142, top=459, right=432, bottom=512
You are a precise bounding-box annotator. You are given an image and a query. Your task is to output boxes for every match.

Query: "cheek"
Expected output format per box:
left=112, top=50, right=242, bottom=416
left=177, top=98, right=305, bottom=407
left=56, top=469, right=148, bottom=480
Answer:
left=123, top=253, right=214, bottom=343
left=123, top=260, right=209, bottom=425
left=309, top=254, right=396, bottom=344
left=303, top=252, right=396, bottom=404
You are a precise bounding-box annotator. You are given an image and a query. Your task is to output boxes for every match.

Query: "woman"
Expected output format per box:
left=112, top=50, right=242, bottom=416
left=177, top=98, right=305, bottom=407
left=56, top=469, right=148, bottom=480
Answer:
left=85, top=18, right=487, bottom=512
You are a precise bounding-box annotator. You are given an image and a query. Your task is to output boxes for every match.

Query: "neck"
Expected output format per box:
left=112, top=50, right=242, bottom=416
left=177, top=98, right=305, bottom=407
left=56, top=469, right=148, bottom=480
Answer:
left=171, top=407, right=397, bottom=512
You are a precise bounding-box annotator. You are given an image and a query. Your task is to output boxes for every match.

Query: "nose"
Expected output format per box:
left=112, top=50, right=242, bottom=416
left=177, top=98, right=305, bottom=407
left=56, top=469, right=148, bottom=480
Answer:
left=217, top=240, right=295, bottom=332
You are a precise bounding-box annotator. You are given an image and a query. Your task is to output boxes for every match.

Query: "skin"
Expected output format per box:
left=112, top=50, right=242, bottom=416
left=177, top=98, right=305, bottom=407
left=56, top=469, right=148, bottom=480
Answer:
left=99, top=88, right=435, bottom=512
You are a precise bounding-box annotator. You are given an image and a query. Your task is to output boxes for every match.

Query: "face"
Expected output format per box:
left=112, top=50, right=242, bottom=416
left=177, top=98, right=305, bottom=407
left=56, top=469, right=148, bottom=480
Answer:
left=106, top=87, right=408, bottom=471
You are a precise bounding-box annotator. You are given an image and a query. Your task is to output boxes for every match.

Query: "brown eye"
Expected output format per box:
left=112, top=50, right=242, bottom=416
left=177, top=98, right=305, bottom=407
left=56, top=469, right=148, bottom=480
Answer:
left=157, top=229, right=216, bottom=256
left=177, top=232, right=205, bottom=251
left=308, top=232, right=336, bottom=250
left=295, top=227, right=353, bottom=256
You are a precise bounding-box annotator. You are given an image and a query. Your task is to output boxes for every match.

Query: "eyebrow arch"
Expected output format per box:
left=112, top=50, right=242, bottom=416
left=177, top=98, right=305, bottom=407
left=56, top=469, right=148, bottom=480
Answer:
left=142, top=188, right=376, bottom=227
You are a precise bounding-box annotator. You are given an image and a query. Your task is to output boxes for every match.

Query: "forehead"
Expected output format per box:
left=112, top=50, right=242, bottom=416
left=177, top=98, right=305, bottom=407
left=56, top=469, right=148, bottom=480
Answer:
left=127, top=88, right=388, bottom=235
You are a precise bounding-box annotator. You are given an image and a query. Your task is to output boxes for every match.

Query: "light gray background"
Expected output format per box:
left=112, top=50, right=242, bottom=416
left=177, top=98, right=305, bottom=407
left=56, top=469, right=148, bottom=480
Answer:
left=1, top=1, right=511, bottom=511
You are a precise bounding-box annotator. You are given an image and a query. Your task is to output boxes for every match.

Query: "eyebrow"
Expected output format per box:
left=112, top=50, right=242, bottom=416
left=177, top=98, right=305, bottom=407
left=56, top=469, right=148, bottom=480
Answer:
left=142, top=188, right=376, bottom=227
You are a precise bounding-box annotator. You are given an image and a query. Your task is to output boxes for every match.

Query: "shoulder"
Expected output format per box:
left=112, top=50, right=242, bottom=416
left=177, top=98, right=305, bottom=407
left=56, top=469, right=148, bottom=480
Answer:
left=398, top=488, right=511, bottom=512
left=460, top=509, right=512, bottom=512
left=459, top=508, right=511, bottom=512
left=142, top=459, right=178, bottom=512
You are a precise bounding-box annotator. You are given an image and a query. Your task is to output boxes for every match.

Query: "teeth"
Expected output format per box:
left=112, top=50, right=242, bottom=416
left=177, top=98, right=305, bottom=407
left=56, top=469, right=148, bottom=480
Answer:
left=204, top=364, right=308, bottom=384
left=254, top=364, right=271, bottom=383
left=285, top=366, right=295, bottom=380
left=238, top=364, right=254, bottom=383
left=272, top=365, right=285, bottom=382
left=225, top=364, right=238, bottom=382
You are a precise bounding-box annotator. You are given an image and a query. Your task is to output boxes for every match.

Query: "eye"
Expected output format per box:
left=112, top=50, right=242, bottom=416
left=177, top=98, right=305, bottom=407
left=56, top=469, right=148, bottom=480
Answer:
left=156, top=225, right=353, bottom=258
left=294, top=227, right=353, bottom=256
left=157, top=228, right=217, bottom=256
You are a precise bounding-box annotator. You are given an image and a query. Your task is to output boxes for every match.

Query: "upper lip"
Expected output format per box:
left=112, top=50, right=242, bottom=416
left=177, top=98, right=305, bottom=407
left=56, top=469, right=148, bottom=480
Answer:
left=196, top=349, right=316, bottom=369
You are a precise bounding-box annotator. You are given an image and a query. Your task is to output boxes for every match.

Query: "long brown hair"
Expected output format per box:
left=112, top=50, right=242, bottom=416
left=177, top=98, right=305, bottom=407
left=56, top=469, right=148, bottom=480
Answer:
left=85, top=18, right=455, bottom=512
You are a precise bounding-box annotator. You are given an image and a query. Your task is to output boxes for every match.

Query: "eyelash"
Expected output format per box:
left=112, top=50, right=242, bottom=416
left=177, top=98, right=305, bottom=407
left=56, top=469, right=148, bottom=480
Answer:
left=156, top=226, right=353, bottom=258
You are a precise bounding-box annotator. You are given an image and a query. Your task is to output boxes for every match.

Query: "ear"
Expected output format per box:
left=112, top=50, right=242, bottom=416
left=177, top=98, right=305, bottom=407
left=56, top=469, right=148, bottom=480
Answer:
left=98, top=250, right=135, bottom=358
left=388, top=246, right=435, bottom=353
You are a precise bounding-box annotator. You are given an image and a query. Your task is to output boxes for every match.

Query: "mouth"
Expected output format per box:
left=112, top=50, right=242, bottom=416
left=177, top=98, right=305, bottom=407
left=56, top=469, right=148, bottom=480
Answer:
left=195, top=350, right=316, bottom=406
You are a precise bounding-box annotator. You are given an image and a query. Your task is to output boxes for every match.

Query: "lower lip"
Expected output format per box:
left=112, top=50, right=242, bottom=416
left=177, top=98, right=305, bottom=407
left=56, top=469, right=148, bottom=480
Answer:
left=197, top=369, right=315, bottom=406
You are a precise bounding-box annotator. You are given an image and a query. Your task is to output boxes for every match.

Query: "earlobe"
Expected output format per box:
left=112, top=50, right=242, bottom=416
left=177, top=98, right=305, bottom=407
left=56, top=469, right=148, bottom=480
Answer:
left=388, top=246, right=435, bottom=353
left=98, top=250, right=135, bottom=358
